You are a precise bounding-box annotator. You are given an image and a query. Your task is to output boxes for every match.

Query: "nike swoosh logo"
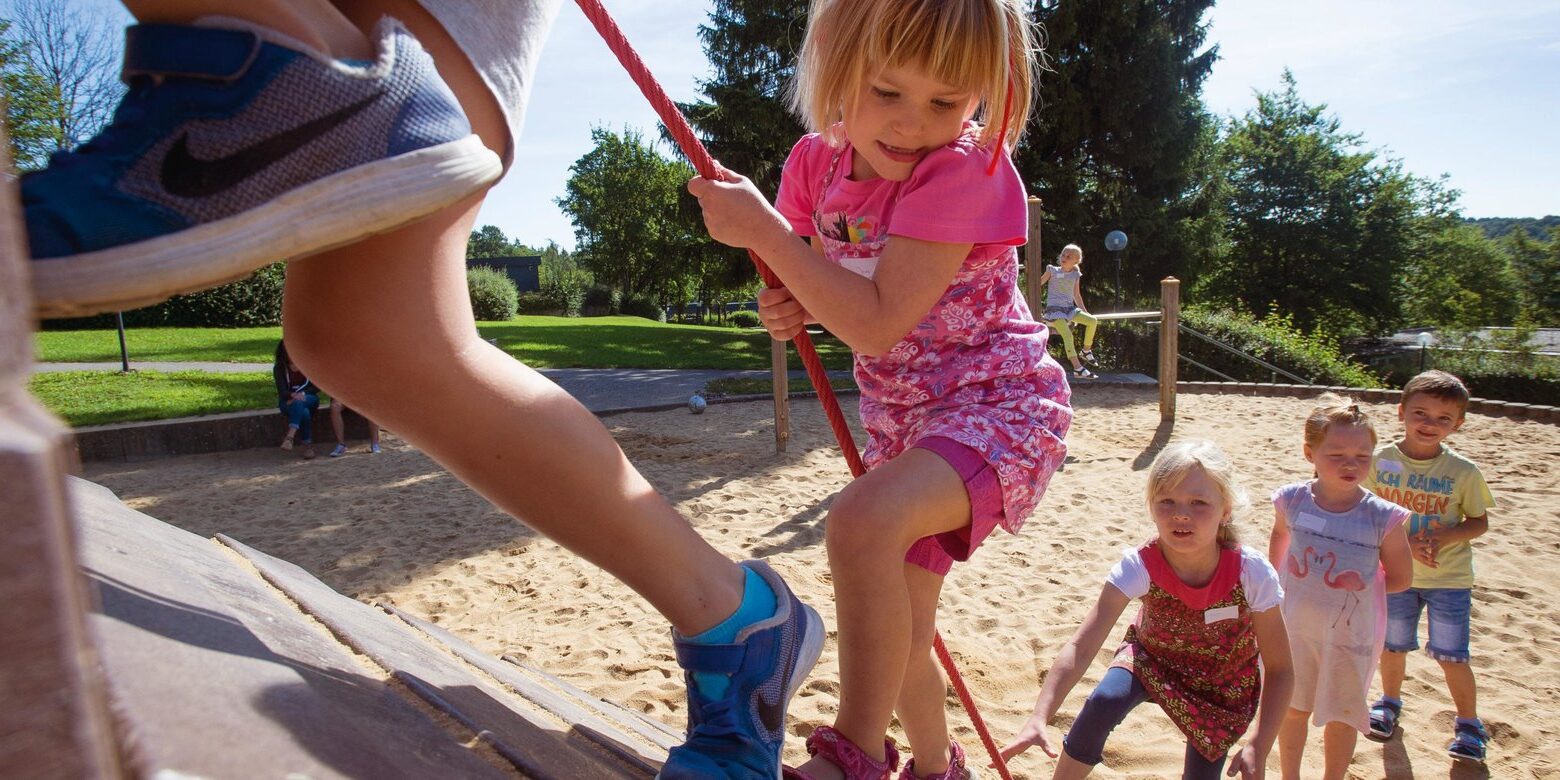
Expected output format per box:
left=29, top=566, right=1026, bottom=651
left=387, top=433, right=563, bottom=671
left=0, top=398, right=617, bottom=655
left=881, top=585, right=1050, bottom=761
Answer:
left=161, top=92, right=381, bottom=199
left=756, top=659, right=789, bottom=735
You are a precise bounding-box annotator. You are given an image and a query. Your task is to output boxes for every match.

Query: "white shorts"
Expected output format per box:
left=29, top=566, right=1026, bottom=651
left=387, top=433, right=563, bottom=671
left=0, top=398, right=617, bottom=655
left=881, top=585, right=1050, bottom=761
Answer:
left=415, top=0, right=562, bottom=169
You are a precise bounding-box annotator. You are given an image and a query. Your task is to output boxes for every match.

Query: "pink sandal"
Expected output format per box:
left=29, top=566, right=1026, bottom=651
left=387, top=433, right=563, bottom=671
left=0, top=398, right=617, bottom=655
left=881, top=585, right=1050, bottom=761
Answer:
left=899, top=741, right=974, bottom=780
left=782, top=726, right=900, bottom=780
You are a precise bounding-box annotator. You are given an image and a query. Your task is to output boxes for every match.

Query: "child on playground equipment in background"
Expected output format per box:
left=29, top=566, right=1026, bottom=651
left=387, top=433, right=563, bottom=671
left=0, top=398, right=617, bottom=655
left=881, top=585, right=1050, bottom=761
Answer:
left=689, top=1, right=1071, bottom=777
left=1035, top=244, right=1099, bottom=379
left=1002, top=441, right=1293, bottom=780
left=19, top=0, right=822, bottom=776
left=1268, top=396, right=1413, bottom=780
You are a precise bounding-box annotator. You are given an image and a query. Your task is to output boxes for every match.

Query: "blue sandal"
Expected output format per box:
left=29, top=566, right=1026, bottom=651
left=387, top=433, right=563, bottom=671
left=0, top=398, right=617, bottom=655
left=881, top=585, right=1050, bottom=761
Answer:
left=1447, top=720, right=1490, bottom=763
left=1367, top=697, right=1400, bottom=741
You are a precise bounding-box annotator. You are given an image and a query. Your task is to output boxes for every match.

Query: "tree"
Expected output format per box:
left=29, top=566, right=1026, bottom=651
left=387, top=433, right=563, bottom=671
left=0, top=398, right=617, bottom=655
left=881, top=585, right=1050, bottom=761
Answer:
left=556, top=127, right=708, bottom=309
left=1402, top=223, right=1522, bottom=329
left=1200, top=72, right=1426, bottom=336
left=467, top=224, right=537, bottom=258
left=0, top=18, right=60, bottom=170
left=1018, top=0, right=1221, bottom=304
left=1, top=0, right=124, bottom=151
left=676, top=0, right=808, bottom=198
left=1503, top=227, right=1560, bottom=326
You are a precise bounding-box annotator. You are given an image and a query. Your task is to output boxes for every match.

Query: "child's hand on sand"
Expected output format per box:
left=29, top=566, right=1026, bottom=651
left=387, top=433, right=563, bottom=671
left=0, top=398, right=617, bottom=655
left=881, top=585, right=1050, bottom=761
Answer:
left=1225, top=744, right=1267, bottom=779
left=1409, top=532, right=1440, bottom=567
left=1001, top=716, right=1059, bottom=764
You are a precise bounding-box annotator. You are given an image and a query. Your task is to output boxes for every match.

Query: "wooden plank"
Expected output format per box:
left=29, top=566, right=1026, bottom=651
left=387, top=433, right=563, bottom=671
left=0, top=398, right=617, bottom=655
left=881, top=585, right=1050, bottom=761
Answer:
left=0, top=117, right=121, bottom=779
left=385, top=604, right=672, bottom=771
left=71, top=478, right=507, bottom=779
left=223, top=535, right=652, bottom=779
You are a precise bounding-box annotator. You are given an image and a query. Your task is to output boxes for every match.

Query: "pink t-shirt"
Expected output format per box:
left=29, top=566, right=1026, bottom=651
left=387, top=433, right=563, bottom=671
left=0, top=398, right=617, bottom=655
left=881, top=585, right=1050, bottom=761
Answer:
left=774, top=128, right=1072, bottom=532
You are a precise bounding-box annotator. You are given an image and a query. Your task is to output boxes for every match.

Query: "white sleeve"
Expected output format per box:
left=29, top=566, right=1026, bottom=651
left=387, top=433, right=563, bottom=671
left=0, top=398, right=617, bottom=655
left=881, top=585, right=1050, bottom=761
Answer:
left=1106, top=547, right=1149, bottom=600
left=1239, top=546, right=1284, bottom=612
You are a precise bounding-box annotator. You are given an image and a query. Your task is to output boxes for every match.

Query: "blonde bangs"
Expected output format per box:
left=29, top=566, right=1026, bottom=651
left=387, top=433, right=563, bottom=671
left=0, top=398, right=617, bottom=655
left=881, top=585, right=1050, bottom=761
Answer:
left=790, top=0, right=1038, bottom=149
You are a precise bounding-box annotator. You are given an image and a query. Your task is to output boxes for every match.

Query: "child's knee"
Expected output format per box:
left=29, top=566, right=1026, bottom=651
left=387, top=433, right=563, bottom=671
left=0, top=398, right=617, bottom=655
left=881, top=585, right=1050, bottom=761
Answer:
left=825, top=484, right=903, bottom=559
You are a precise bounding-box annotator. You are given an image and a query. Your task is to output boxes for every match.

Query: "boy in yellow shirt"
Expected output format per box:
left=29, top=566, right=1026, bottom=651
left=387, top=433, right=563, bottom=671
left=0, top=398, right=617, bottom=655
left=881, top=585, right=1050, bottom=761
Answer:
left=1365, top=371, right=1495, bottom=763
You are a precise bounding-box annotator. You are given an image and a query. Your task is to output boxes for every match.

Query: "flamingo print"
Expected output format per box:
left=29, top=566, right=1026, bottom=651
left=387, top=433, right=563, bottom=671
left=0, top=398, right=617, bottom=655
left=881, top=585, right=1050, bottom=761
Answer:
left=1287, top=546, right=1368, bottom=627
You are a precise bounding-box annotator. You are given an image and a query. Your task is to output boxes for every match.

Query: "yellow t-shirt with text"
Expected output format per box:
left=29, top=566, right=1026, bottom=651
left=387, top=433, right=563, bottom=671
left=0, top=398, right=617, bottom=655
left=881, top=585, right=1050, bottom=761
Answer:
left=1368, top=443, right=1494, bottom=589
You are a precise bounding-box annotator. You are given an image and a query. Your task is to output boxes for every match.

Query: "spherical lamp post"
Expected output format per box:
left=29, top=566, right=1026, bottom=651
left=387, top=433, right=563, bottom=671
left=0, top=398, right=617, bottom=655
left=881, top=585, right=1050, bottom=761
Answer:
left=1104, top=230, right=1128, bottom=314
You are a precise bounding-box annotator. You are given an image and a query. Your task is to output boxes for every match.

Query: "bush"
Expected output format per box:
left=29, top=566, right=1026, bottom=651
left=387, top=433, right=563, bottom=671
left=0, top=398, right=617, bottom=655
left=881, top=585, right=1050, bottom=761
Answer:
left=583, top=284, right=621, bottom=315
left=542, top=279, right=586, bottom=317
left=728, top=310, right=761, bottom=328
left=515, top=291, right=555, bottom=315
left=42, top=262, right=287, bottom=329
left=1178, top=306, right=1383, bottom=387
left=620, top=294, right=665, bottom=321
left=1386, top=343, right=1560, bottom=405
left=467, top=266, right=518, bottom=321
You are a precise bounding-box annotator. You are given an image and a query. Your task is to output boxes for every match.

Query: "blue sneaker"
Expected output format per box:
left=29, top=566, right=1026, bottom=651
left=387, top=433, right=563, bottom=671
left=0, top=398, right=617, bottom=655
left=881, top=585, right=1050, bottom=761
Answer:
left=24, top=17, right=501, bottom=318
left=659, top=560, right=824, bottom=779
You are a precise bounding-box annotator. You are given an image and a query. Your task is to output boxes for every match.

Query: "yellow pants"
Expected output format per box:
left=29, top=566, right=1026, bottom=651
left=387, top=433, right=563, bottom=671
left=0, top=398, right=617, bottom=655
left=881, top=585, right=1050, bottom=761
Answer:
left=1048, top=310, right=1098, bottom=362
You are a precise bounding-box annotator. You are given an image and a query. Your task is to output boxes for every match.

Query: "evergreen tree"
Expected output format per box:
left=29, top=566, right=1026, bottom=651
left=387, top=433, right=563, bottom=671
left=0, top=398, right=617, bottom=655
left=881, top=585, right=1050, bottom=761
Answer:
left=1018, top=0, right=1220, bottom=305
left=677, top=0, right=808, bottom=198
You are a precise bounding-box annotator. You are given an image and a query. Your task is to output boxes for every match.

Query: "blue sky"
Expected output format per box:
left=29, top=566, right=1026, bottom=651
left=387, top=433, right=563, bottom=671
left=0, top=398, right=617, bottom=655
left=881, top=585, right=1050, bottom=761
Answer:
left=70, top=0, right=1560, bottom=250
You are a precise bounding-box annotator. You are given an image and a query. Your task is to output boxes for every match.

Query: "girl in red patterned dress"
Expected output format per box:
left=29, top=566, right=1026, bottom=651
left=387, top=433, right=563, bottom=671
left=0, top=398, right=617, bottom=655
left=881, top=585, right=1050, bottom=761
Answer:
left=1003, top=441, right=1294, bottom=779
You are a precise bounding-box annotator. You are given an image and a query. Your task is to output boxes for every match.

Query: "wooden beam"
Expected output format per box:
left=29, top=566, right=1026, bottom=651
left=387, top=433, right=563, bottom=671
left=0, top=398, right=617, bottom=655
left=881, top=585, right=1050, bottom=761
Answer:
left=1024, top=197, right=1043, bottom=315
left=771, top=339, right=789, bottom=453
left=1159, top=277, right=1180, bottom=421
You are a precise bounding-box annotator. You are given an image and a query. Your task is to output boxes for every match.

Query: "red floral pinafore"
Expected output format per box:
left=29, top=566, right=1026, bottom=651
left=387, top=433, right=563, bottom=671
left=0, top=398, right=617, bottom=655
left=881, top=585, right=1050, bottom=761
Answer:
left=1110, top=542, right=1262, bottom=761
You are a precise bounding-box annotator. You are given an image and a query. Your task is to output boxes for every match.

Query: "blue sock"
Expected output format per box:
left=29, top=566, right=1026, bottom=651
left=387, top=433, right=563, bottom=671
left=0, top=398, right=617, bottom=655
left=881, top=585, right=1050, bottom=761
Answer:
left=1456, top=716, right=1484, bottom=730
left=1380, top=695, right=1402, bottom=707
left=686, top=566, right=777, bottom=698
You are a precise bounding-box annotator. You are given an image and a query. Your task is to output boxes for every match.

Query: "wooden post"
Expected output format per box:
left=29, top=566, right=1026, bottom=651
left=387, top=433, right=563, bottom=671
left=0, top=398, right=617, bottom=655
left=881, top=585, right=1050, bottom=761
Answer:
left=0, top=127, right=122, bottom=777
left=771, top=339, right=789, bottom=453
left=1024, top=197, right=1044, bottom=314
left=1159, top=277, right=1180, bottom=421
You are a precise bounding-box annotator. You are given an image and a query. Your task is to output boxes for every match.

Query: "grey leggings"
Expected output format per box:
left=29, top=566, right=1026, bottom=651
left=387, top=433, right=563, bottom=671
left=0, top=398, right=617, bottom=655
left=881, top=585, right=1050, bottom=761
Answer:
left=1063, top=667, right=1229, bottom=780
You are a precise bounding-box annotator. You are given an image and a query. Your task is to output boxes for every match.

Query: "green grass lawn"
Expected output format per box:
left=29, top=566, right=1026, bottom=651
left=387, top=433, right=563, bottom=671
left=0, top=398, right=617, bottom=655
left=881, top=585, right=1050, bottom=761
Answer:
left=31, top=318, right=856, bottom=425
left=28, top=371, right=278, bottom=427
left=35, top=316, right=852, bottom=371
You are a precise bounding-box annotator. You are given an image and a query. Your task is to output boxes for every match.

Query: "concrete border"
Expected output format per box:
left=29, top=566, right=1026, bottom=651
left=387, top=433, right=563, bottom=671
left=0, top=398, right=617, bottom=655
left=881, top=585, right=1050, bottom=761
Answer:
left=1174, top=381, right=1560, bottom=425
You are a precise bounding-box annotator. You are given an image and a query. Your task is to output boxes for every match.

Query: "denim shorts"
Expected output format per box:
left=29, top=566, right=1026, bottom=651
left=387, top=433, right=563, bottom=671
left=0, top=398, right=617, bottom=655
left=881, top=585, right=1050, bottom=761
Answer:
left=1384, top=587, right=1472, bottom=663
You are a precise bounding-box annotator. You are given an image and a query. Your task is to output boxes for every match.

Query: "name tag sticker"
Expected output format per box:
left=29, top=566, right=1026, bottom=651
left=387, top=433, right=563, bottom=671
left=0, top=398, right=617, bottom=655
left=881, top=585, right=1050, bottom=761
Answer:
left=1294, top=512, right=1329, bottom=533
left=1205, top=605, right=1240, bottom=624
left=1378, top=459, right=1404, bottom=473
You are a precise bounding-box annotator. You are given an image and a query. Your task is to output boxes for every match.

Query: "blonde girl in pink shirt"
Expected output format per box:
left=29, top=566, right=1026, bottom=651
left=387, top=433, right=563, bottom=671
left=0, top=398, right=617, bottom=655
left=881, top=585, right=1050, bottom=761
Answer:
left=690, top=1, right=1070, bottom=777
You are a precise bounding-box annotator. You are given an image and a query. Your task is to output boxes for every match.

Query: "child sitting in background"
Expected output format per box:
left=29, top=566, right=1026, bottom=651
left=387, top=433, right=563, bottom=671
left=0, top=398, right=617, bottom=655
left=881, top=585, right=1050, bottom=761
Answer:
left=1035, top=244, right=1099, bottom=379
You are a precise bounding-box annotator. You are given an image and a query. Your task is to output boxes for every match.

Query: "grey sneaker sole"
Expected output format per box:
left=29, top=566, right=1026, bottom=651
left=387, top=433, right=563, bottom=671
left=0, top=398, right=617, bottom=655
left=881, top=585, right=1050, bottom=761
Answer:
left=32, top=135, right=500, bottom=318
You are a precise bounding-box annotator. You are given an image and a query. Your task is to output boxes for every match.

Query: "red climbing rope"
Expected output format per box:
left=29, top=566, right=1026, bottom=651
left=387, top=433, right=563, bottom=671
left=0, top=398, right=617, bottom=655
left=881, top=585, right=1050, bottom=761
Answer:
left=573, top=2, right=1012, bottom=777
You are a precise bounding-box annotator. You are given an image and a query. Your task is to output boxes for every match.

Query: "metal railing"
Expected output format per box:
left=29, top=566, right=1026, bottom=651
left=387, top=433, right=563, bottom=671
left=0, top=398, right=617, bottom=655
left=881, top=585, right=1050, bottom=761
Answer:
left=1176, top=324, right=1315, bottom=385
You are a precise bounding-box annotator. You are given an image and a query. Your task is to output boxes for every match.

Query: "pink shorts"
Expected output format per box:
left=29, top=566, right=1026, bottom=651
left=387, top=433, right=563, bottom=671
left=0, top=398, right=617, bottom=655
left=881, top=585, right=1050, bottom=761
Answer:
left=904, top=436, right=1006, bottom=576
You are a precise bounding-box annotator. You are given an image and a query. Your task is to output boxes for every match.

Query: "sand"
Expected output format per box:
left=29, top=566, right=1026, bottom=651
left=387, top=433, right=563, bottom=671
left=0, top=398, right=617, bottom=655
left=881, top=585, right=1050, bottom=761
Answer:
left=84, top=386, right=1560, bottom=778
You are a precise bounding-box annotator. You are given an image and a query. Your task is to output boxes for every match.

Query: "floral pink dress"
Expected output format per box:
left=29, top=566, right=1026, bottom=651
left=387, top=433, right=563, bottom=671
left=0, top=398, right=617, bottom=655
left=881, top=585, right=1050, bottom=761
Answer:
left=774, top=127, right=1071, bottom=532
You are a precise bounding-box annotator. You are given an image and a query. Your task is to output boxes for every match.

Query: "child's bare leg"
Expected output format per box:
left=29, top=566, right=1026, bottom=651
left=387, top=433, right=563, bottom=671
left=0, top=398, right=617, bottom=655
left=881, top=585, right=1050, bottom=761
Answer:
left=807, top=449, right=970, bottom=765
left=896, top=564, right=951, bottom=776
left=1439, top=659, right=1478, bottom=719
left=1379, top=650, right=1407, bottom=699
left=123, top=0, right=373, bottom=58
left=1277, top=708, right=1309, bottom=780
left=330, top=402, right=347, bottom=445
left=1319, top=721, right=1356, bottom=780
left=279, top=0, right=744, bottom=634
left=1051, top=753, right=1094, bottom=779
